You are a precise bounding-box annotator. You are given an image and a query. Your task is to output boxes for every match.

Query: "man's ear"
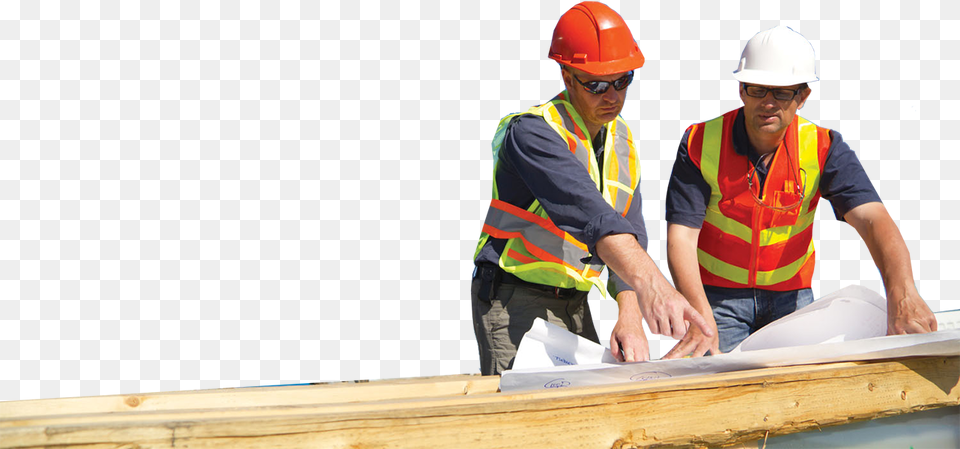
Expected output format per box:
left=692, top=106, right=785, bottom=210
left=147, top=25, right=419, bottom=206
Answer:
left=560, top=66, right=573, bottom=90
left=797, top=86, right=812, bottom=110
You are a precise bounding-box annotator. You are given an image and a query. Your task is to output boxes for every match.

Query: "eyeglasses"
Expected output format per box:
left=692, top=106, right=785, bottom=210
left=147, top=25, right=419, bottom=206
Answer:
left=746, top=151, right=807, bottom=211
left=571, top=71, right=634, bottom=95
left=741, top=84, right=805, bottom=101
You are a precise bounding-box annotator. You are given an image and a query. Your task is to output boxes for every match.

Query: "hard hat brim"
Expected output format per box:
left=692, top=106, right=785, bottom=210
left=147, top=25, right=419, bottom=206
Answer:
left=552, top=53, right=645, bottom=76
left=733, top=69, right=818, bottom=87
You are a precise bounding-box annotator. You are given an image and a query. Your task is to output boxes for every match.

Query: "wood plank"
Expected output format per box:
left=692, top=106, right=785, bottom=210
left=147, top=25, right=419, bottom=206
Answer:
left=0, top=359, right=900, bottom=428
left=0, top=358, right=893, bottom=420
left=1, top=356, right=956, bottom=448
left=0, top=374, right=500, bottom=419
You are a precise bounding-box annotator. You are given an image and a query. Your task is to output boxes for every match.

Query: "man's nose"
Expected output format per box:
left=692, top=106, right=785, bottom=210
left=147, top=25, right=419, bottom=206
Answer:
left=601, top=86, right=619, bottom=102
left=760, top=91, right=779, bottom=106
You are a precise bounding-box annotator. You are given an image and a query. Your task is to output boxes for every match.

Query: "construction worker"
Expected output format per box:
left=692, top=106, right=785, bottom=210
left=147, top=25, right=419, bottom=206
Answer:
left=472, top=1, right=712, bottom=375
left=664, top=26, right=938, bottom=357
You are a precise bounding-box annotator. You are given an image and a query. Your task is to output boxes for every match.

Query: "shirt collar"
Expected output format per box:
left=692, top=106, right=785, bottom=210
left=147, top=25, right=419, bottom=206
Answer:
left=592, top=126, right=607, bottom=154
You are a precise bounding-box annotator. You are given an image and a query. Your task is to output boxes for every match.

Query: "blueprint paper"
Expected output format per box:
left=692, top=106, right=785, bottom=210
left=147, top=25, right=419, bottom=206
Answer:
left=511, top=318, right=618, bottom=370
left=501, top=285, right=960, bottom=392
left=936, top=309, right=960, bottom=331
left=731, top=285, right=888, bottom=352
left=500, top=329, right=960, bottom=392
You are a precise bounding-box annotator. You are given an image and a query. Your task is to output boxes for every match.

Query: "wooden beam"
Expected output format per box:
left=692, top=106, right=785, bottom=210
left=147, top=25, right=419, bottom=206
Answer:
left=0, top=359, right=896, bottom=425
left=0, top=358, right=898, bottom=419
left=0, top=374, right=500, bottom=419
left=1, top=356, right=957, bottom=448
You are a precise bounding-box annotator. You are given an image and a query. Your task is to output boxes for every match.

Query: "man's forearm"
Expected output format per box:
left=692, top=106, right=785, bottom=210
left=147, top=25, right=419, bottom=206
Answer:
left=596, top=232, right=713, bottom=339
left=846, top=202, right=936, bottom=334
left=846, top=203, right=916, bottom=294
left=666, top=224, right=711, bottom=314
left=616, top=289, right=642, bottom=318
left=595, top=233, right=668, bottom=298
left=871, top=221, right=917, bottom=298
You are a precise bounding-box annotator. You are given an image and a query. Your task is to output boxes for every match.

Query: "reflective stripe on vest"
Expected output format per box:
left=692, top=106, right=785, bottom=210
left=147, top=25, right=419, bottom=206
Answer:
left=692, top=109, right=829, bottom=290
left=475, top=91, right=640, bottom=293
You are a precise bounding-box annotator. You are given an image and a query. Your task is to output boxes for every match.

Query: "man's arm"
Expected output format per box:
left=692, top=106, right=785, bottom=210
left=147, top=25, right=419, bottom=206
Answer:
left=661, top=126, right=719, bottom=358
left=844, top=202, right=937, bottom=334
left=609, top=289, right=649, bottom=362
left=605, top=175, right=652, bottom=362
left=501, top=116, right=710, bottom=351
left=499, top=115, right=639, bottom=260
left=818, top=130, right=935, bottom=334
left=596, top=233, right=713, bottom=341
left=663, top=223, right=720, bottom=358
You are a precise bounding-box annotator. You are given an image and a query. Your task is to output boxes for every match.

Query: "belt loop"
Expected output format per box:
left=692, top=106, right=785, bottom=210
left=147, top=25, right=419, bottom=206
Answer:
left=554, top=286, right=561, bottom=299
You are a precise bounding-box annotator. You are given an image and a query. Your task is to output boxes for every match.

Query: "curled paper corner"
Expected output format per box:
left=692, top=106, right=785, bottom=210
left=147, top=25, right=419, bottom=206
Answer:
left=732, top=284, right=888, bottom=353
left=510, top=318, right=618, bottom=371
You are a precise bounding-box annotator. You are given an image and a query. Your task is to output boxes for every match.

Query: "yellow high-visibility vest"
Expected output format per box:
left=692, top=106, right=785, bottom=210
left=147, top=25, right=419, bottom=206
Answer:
left=474, top=91, right=641, bottom=292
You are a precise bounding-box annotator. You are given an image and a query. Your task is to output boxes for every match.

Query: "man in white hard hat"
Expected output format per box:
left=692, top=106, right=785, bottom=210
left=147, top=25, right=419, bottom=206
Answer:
left=662, top=26, right=938, bottom=356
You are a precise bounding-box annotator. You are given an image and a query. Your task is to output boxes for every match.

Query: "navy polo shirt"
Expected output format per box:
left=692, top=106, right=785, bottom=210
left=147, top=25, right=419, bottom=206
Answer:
left=475, top=113, right=648, bottom=298
left=665, top=108, right=882, bottom=229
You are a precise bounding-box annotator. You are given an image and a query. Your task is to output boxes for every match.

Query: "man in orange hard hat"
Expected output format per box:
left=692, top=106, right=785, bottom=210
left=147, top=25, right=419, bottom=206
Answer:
left=471, top=2, right=712, bottom=375
left=664, top=26, right=937, bottom=357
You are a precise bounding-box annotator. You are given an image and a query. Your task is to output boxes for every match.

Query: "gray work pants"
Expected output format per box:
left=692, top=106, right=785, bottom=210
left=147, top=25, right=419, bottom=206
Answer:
left=471, top=276, right=600, bottom=376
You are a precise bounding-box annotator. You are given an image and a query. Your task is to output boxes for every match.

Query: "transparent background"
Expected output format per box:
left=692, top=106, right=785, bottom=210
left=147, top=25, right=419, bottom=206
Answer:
left=2, top=0, right=958, bottom=400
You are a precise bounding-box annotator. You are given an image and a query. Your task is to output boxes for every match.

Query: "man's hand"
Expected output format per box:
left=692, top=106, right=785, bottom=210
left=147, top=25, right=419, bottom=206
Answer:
left=637, top=277, right=714, bottom=340
left=595, top=233, right=714, bottom=344
left=662, top=312, right=720, bottom=359
left=887, top=287, right=937, bottom=335
left=610, top=291, right=649, bottom=362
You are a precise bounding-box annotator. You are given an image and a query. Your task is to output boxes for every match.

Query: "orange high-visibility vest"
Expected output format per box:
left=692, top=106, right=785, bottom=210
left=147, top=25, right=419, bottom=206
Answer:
left=686, top=109, right=832, bottom=290
left=474, top=91, right=641, bottom=293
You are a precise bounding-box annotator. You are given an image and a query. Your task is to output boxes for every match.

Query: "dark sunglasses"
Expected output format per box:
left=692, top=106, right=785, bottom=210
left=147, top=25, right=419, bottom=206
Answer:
left=741, top=84, right=805, bottom=101
left=571, top=71, right=634, bottom=94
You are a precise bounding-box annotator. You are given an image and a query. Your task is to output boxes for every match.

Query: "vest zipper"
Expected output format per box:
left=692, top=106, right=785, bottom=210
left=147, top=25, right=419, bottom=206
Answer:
left=748, top=147, right=780, bottom=287
left=749, top=204, right=760, bottom=288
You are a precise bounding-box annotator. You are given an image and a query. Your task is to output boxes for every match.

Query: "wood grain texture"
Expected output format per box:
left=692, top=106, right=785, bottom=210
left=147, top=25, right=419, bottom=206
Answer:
left=1, top=357, right=957, bottom=449
left=0, top=374, right=500, bottom=419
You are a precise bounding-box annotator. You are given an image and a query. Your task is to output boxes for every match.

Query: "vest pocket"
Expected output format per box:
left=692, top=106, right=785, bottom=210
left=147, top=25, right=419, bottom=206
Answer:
left=768, top=190, right=801, bottom=228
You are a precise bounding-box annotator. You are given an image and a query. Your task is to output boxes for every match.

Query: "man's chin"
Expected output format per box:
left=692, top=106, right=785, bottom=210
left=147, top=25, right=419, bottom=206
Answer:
left=755, top=121, right=783, bottom=133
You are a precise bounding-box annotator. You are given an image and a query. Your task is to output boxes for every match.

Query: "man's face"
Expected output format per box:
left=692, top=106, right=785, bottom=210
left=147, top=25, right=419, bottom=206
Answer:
left=561, top=67, right=632, bottom=133
left=739, top=83, right=811, bottom=137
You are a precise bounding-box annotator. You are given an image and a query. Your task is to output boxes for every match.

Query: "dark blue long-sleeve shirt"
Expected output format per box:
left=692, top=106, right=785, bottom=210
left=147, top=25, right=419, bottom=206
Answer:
left=475, top=113, right=648, bottom=298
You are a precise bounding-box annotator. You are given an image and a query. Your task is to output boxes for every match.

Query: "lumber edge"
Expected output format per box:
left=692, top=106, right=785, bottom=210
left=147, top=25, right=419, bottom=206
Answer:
left=1, top=356, right=957, bottom=449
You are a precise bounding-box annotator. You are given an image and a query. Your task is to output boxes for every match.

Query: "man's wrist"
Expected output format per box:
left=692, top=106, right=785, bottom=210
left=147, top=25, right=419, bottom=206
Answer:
left=885, top=281, right=918, bottom=302
left=616, top=291, right=640, bottom=313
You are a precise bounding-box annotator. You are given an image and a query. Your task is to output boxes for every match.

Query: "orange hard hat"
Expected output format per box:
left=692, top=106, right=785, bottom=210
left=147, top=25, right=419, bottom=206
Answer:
left=548, top=2, right=645, bottom=75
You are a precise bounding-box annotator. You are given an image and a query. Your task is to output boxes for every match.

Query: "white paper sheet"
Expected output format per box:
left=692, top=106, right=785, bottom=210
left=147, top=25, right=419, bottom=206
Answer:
left=501, top=285, right=960, bottom=392
left=511, top=318, right=618, bottom=370
left=731, top=285, right=888, bottom=352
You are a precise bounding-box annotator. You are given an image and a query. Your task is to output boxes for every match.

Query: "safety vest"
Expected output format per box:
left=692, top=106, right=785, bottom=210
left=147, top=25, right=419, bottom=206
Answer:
left=474, top=91, right=641, bottom=292
left=687, top=109, right=832, bottom=290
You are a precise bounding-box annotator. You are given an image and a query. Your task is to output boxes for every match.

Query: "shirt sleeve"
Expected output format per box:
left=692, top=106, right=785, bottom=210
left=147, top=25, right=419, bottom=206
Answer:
left=819, top=129, right=882, bottom=220
left=498, top=114, right=642, bottom=265
left=606, top=181, right=648, bottom=298
left=665, top=127, right=711, bottom=228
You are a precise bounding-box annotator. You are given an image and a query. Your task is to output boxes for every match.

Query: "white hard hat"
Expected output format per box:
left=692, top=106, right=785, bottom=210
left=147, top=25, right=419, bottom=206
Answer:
left=733, top=26, right=818, bottom=87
